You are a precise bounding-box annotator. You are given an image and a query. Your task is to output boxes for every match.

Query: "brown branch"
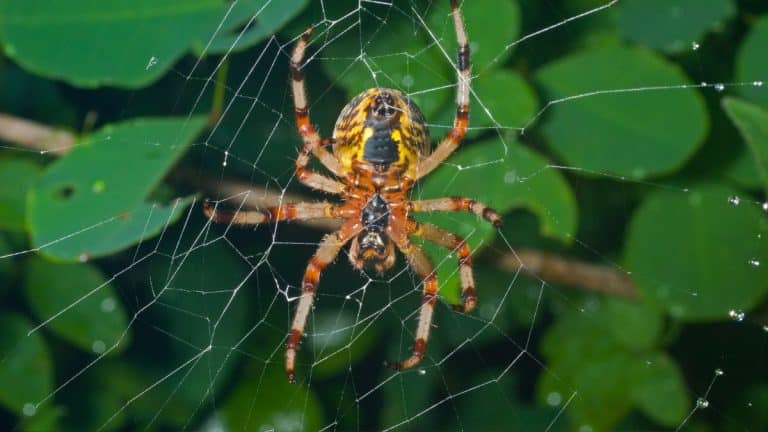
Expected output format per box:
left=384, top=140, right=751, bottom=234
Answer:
left=0, top=113, right=74, bottom=155
left=0, top=111, right=637, bottom=299
left=496, top=249, right=637, bottom=298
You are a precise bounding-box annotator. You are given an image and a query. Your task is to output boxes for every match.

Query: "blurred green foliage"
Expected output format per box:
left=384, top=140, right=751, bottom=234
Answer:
left=1, top=0, right=767, bottom=431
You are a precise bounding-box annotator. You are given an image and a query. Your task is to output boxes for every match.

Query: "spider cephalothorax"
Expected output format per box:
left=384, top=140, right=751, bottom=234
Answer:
left=204, top=0, right=501, bottom=383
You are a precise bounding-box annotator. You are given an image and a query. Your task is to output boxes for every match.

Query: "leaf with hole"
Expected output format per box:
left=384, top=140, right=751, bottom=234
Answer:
left=27, top=117, right=206, bottom=261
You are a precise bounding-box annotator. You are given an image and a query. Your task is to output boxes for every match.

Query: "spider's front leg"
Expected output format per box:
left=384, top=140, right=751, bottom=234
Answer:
left=290, top=26, right=345, bottom=193
left=286, top=219, right=361, bottom=383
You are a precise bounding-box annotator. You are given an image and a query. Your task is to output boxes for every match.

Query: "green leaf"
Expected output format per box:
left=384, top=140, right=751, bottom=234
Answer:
left=430, top=69, right=539, bottom=139
left=28, top=116, right=206, bottom=261
left=426, top=0, right=520, bottom=70
left=539, top=301, right=687, bottom=431
left=736, top=16, right=768, bottom=107
left=629, top=352, right=689, bottom=427
left=0, top=313, right=53, bottom=414
left=617, top=0, right=736, bottom=53
left=722, top=97, right=768, bottom=191
left=0, top=0, right=225, bottom=88
left=625, top=184, right=768, bottom=320
left=220, top=365, right=323, bottom=431
left=415, top=139, right=576, bottom=303
left=537, top=45, right=708, bottom=179
left=23, top=255, right=129, bottom=354
left=205, top=0, right=309, bottom=54
left=0, top=157, right=43, bottom=232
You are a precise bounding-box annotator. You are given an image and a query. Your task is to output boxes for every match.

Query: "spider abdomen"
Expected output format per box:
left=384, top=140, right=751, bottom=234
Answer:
left=333, top=88, right=431, bottom=177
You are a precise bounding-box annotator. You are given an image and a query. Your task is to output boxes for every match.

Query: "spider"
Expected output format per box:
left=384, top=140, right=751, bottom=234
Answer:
left=204, top=0, right=500, bottom=383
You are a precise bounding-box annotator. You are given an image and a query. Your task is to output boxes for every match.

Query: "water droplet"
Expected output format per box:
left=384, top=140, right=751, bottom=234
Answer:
left=754, top=81, right=764, bottom=87
left=101, top=297, right=116, bottom=312
left=715, top=368, right=724, bottom=376
left=92, top=340, right=106, bottom=354
left=696, top=397, right=709, bottom=409
left=691, top=41, right=700, bottom=50
left=762, top=202, right=768, bottom=212
left=418, top=368, right=426, bottom=376
left=78, top=253, right=89, bottom=263
left=714, top=83, right=725, bottom=92
left=728, top=195, right=741, bottom=205
left=222, top=150, right=229, bottom=167
left=546, top=392, right=562, bottom=406
left=700, top=81, right=708, bottom=87
left=402, top=74, right=415, bottom=87
left=762, top=325, right=768, bottom=333
left=748, top=258, right=761, bottom=267
left=345, top=295, right=351, bottom=300
left=729, top=309, right=745, bottom=322
left=146, top=56, right=158, bottom=70
left=22, top=403, right=36, bottom=416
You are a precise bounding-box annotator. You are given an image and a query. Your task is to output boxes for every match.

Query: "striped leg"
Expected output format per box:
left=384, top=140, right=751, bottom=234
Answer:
left=290, top=27, right=345, bottom=192
left=386, top=218, right=439, bottom=371
left=415, top=0, right=470, bottom=180
left=203, top=200, right=340, bottom=226
left=410, top=220, right=477, bottom=313
left=412, top=197, right=502, bottom=227
left=285, top=221, right=360, bottom=383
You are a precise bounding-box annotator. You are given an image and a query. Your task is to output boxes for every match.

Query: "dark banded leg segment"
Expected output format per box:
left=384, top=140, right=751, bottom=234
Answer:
left=386, top=236, right=439, bottom=372
left=415, top=0, right=471, bottom=180
left=410, top=220, right=477, bottom=313
left=203, top=200, right=341, bottom=226
left=412, top=197, right=502, bottom=228
left=290, top=26, right=345, bottom=189
left=285, top=221, right=360, bottom=383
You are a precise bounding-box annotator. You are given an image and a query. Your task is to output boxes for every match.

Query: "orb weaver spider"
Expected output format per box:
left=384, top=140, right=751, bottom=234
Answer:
left=204, top=0, right=500, bottom=383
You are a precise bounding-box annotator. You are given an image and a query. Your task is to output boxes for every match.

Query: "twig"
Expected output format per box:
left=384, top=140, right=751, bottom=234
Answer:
left=496, top=249, right=636, bottom=298
left=0, top=111, right=637, bottom=298
left=0, top=113, right=74, bottom=155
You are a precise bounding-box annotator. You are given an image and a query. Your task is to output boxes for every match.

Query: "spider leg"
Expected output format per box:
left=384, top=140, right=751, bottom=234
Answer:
left=414, top=0, right=470, bottom=180
left=290, top=27, right=346, bottom=192
left=386, top=215, right=439, bottom=371
left=203, top=200, right=346, bottom=226
left=409, top=219, right=477, bottom=313
left=286, top=220, right=361, bottom=383
left=412, top=197, right=502, bottom=227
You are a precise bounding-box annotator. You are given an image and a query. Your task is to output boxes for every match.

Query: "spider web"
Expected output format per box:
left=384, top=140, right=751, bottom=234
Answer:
left=1, top=0, right=767, bottom=431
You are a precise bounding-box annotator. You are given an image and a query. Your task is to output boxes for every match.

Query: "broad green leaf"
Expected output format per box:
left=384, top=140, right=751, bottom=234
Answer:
left=0, top=157, right=42, bottom=232
left=415, top=139, right=576, bottom=303
left=28, top=117, right=206, bottom=261
left=617, top=0, right=736, bottom=53
left=539, top=301, right=687, bottom=431
left=430, top=69, right=539, bottom=139
left=625, top=184, right=768, bottom=320
left=629, top=352, right=689, bottom=427
left=722, top=97, right=768, bottom=191
left=0, top=313, right=53, bottom=414
left=537, top=45, right=708, bottom=179
left=426, top=0, right=520, bottom=70
left=205, top=0, right=309, bottom=54
left=736, top=16, right=768, bottom=106
left=220, top=365, right=323, bottom=431
left=24, top=255, right=129, bottom=354
left=0, top=0, right=225, bottom=88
